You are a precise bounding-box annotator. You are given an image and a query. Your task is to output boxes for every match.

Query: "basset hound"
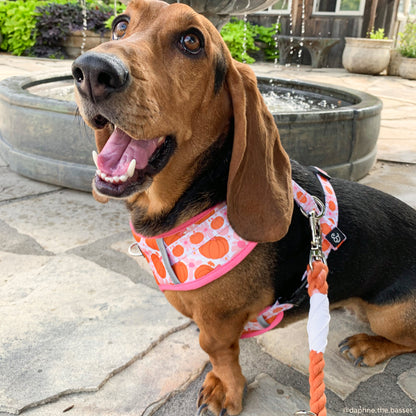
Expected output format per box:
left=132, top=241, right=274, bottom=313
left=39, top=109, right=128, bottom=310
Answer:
left=72, top=1, right=416, bottom=414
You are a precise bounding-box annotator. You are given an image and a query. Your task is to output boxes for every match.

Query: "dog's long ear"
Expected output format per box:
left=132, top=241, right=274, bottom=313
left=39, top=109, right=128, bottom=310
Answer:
left=226, top=61, right=293, bottom=243
left=92, top=127, right=111, bottom=203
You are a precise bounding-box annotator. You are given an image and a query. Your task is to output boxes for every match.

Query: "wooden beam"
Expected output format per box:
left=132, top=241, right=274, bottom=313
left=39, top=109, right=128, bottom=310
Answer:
left=367, top=0, right=379, bottom=35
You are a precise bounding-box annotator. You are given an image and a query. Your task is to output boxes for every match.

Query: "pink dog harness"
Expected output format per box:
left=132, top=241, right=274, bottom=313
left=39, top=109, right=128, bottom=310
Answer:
left=130, top=172, right=345, bottom=338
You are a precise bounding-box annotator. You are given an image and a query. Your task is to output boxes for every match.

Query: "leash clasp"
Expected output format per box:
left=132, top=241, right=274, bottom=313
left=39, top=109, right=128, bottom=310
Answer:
left=295, top=411, right=316, bottom=416
left=300, top=196, right=327, bottom=270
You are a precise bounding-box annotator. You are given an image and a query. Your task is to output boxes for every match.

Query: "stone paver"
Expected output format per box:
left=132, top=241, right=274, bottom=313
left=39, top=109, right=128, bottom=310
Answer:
left=0, top=253, right=189, bottom=414
left=258, top=309, right=389, bottom=400
left=359, top=162, right=416, bottom=208
left=0, top=154, right=7, bottom=167
left=0, top=56, right=415, bottom=415
left=241, top=374, right=311, bottom=415
left=22, top=325, right=208, bottom=416
left=0, top=189, right=127, bottom=254
left=398, top=367, right=416, bottom=402
left=0, top=168, right=59, bottom=203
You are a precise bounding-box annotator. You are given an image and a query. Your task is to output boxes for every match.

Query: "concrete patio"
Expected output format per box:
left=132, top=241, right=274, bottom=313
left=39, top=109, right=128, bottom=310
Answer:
left=0, top=54, right=415, bottom=415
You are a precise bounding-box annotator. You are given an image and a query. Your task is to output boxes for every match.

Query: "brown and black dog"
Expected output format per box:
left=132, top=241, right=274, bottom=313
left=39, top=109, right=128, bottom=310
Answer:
left=72, top=0, right=416, bottom=414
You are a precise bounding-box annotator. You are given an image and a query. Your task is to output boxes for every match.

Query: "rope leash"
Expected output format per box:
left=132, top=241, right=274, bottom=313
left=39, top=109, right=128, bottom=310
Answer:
left=297, top=201, right=331, bottom=416
left=307, top=260, right=329, bottom=416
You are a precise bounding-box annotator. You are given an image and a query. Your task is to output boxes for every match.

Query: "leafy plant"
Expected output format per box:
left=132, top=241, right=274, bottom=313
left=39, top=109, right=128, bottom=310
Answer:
left=0, top=0, right=40, bottom=55
left=105, top=2, right=126, bottom=30
left=398, top=20, right=416, bottom=58
left=220, top=18, right=259, bottom=63
left=220, top=19, right=280, bottom=63
left=367, top=27, right=388, bottom=40
left=256, top=23, right=280, bottom=61
left=30, top=1, right=113, bottom=58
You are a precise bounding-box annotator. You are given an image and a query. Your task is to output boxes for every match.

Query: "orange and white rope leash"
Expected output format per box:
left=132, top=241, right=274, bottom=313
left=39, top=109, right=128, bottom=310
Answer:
left=297, top=199, right=331, bottom=416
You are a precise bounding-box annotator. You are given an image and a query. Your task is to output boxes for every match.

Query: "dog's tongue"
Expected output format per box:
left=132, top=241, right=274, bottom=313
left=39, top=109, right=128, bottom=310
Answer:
left=97, top=127, right=159, bottom=176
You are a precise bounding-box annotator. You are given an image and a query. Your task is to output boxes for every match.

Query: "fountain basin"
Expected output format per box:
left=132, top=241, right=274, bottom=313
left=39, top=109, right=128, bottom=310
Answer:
left=258, top=77, right=382, bottom=180
left=0, top=72, right=382, bottom=192
left=0, top=73, right=94, bottom=191
left=164, top=0, right=278, bottom=28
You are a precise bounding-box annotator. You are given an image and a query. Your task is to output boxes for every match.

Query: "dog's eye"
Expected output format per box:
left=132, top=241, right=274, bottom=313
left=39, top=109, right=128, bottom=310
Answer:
left=179, top=30, right=204, bottom=55
left=112, top=16, right=129, bottom=40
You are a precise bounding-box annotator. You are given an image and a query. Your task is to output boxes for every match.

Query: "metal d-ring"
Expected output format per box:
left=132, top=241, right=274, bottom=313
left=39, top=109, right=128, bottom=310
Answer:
left=128, top=242, right=143, bottom=257
left=299, top=196, right=325, bottom=219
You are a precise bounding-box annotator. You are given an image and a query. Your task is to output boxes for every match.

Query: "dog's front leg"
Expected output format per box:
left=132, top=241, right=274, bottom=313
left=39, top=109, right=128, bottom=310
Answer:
left=196, top=317, right=247, bottom=416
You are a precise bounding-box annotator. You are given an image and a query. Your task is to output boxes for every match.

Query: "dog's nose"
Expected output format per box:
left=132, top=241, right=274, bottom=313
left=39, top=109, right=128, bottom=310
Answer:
left=72, top=52, right=129, bottom=102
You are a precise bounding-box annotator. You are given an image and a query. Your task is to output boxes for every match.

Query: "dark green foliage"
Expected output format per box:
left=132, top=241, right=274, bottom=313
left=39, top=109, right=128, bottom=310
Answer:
left=220, top=18, right=280, bottom=63
left=256, top=23, right=280, bottom=61
left=30, top=2, right=112, bottom=58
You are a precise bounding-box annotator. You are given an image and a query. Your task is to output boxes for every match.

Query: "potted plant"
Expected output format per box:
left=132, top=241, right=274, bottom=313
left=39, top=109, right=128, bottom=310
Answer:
left=342, top=28, right=394, bottom=75
left=398, top=20, right=416, bottom=80
left=31, top=1, right=113, bottom=59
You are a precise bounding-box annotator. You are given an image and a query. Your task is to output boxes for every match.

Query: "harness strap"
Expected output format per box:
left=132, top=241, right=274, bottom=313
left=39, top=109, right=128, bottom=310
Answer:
left=129, top=170, right=345, bottom=339
left=241, top=173, right=345, bottom=338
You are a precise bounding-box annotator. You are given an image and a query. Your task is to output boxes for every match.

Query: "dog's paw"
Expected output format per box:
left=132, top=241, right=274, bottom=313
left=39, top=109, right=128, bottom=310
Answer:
left=196, top=371, right=245, bottom=416
left=338, top=333, right=394, bottom=367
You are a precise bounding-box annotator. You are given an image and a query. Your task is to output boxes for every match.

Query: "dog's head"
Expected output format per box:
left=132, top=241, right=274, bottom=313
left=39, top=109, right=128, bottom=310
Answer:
left=72, top=0, right=293, bottom=242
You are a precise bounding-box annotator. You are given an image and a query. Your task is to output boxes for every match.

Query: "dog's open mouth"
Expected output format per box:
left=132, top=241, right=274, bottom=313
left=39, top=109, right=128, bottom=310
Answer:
left=92, top=125, right=176, bottom=198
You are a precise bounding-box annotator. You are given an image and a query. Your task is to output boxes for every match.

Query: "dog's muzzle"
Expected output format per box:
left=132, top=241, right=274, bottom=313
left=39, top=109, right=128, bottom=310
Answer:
left=72, top=52, right=129, bottom=103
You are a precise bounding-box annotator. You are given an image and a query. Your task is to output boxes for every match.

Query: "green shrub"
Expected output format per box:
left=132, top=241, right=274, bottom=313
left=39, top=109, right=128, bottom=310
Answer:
left=367, top=27, right=388, bottom=40
left=256, top=23, right=280, bottom=61
left=105, top=2, right=126, bottom=29
left=0, top=0, right=40, bottom=55
left=398, top=20, right=416, bottom=58
left=220, top=18, right=280, bottom=63
left=220, top=18, right=259, bottom=63
left=0, top=0, right=117, bottom=57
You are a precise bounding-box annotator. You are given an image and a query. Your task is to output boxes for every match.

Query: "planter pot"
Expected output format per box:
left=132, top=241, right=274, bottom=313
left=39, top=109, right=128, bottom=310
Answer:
left=388, top=49, right=404, bottom=76
left=399, top=56, right=416, bottom=80
left=63, top=30, right=111, bottom=58
left=342, top=37, right=393, bottom=75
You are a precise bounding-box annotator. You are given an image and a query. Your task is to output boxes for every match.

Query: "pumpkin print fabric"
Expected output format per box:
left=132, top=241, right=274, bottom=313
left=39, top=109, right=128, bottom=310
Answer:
left=130, top=172, right=345, bottom=338
left=130, top=203, right=257, bottom=291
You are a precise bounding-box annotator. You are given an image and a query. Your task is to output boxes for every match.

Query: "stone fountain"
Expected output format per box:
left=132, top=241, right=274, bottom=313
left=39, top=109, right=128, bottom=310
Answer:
left=0, top=0, right=382, bottom=192
left=165, top=0, right=278, bottom=28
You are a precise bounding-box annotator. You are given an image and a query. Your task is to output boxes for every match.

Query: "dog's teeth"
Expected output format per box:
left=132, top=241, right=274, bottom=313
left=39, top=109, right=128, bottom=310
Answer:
left=157, top=136, right=165, bottom=145
left=96, top=158, right=135, bottom=185
left=127, top=159, right=136, bottom=178
left=92, top=150, right=98, bottom=168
